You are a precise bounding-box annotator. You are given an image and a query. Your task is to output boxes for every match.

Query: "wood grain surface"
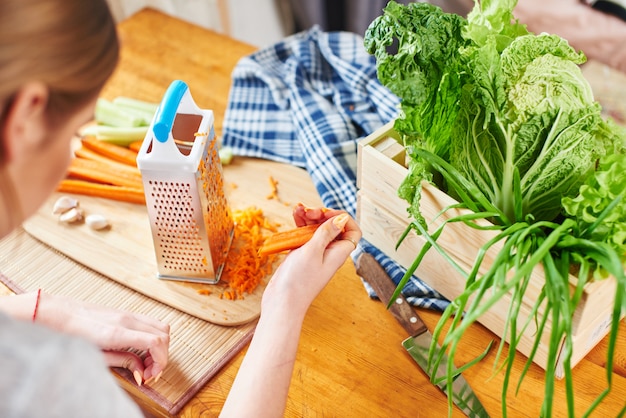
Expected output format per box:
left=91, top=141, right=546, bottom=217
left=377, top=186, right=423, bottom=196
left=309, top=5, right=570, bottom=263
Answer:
left=23, top=154, right=321, bottom=326
left=1, top=8, right=625, bottom=418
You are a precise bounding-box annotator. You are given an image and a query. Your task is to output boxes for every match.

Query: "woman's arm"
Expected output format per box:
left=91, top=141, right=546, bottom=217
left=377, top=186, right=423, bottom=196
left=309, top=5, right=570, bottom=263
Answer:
left=0, top=291, right=170, bottom=385
left=220, top=210, right=361, bottom=417
left=219, top=298, right=305, bottom=417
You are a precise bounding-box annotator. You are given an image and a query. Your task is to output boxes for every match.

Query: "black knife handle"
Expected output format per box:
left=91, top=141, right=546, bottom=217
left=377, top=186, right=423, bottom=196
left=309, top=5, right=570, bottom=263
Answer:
left=356, top=253, right=428, bottom=336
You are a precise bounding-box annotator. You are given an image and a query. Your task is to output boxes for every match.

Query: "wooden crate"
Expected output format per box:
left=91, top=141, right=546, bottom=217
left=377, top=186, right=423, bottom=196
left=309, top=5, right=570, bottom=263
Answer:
left=356, top=121, right=618, bottom=377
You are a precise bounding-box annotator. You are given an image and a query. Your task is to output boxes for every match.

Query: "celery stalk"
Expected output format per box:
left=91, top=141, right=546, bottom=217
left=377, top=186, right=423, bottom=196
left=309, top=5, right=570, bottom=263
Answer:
left=219, top=146, right=234, bottom=165
left=95, top=98, right=145, bottom=128
left=111, top=97, right=159, bottom=125
left=112, top=105, right=155, bottom=126
left=80, top=125, right=148, bottom=146
left=112, top=96, right=159, bottom=114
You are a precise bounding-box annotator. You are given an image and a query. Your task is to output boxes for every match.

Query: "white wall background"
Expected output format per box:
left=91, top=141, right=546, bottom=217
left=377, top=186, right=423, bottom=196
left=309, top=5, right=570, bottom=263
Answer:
left=106, top=0, right=290, bottom=48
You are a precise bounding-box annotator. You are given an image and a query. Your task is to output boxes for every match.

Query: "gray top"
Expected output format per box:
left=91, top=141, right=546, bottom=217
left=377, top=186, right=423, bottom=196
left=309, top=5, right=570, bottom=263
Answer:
left=0, top=312, right=143, bottom=418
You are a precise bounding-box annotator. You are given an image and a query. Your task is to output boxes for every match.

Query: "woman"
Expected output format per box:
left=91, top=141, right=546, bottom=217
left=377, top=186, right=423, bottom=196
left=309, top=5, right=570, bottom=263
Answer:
left=0, top=0, right=361, bottom=417
left=0, top=1, right=168, bottom=416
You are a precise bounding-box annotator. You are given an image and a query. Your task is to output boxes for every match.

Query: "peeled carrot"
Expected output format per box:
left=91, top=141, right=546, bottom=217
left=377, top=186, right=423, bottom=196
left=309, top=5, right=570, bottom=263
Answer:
left=57, top=179, right=145, bottom=204
left=74, top=146, right=141, bottom=177
left=67, top=158, right=143, bottom=189
left=258, top=223, right=321, bottom=255
left=128, top=140, right=143, bottom=153
left=81, top=136, right=139, bottom=167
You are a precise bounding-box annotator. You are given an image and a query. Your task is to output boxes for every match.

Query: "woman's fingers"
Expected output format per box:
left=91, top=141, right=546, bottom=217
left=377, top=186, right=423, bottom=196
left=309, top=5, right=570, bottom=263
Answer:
left=142, top=353, right=164, bottom=383
left=98, top=326, right=169, bottom=373
left=303, top=213, right=348, bottom=250
left=293, top=202, right=342, bottom=226
left=42, top=295, right=171, bottom=382
left=74, top=314, right=169, bottom=353
left=305, top=213, right=360, bottom=262
left=85, top=303, right=170, bottom=336
left=102, top=350, right=146, bottom=386
left=126, top=311, right=170, bottom=335
left=45, top=294, right=170, bottom=341
left=102, top=347, right=166, bottom=386
left=336, top=213, right=361, bottom=251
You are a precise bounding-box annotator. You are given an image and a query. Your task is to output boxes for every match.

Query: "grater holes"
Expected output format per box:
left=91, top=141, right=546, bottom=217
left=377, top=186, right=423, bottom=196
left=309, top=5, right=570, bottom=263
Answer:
left=140, top=127, right=234, bottom=280
left=147, top=179, right=212, bottom=273
left=159, top=244, right=212, bottom=273
left=198, top=135, right=234, bottom=270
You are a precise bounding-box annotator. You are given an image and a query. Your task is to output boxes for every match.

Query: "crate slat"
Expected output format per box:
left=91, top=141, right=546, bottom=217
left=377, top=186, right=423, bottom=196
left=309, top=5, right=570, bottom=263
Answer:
left=356, top=122, right=619, bottom=377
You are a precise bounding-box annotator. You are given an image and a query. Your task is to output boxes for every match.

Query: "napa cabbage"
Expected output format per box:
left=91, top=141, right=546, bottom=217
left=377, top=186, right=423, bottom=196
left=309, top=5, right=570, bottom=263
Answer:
left=364, top=0, right=623, bottom=226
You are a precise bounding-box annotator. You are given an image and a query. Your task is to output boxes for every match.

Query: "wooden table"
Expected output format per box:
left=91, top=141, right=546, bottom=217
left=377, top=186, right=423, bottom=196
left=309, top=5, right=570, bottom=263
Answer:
left=3, top=8, right=626, bottom=417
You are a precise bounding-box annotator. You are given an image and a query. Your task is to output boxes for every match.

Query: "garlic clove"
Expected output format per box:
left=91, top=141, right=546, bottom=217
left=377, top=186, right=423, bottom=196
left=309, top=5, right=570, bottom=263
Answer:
left=52, top=196, right=79, bottom=215
left=59, top=207, right=84, bottom=224
left=85, top=214, right=110, bottom=230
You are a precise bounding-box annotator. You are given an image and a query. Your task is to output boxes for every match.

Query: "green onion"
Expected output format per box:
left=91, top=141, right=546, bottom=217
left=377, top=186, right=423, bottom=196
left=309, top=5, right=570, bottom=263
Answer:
left=401, top=145, right=626, bottom=417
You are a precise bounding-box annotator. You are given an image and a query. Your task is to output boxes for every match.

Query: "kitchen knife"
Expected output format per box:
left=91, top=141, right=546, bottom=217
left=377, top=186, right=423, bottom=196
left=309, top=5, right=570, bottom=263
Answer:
left=355, top=252, right=489, bottom=418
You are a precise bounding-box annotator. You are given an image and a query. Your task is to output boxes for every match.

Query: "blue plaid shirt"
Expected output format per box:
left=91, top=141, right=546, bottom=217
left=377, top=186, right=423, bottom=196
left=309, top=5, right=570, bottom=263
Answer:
left=222, top=26, right=448, bottom=311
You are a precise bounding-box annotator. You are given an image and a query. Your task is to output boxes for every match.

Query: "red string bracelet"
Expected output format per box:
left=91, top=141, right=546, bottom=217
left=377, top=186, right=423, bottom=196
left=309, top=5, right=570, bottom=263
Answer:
left=32, top=289, right=42, bottom=322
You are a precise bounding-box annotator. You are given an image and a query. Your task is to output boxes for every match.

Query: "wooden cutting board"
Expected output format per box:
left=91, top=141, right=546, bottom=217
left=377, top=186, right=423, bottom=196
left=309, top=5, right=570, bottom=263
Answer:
left=23, top=156, right=322, bottom=326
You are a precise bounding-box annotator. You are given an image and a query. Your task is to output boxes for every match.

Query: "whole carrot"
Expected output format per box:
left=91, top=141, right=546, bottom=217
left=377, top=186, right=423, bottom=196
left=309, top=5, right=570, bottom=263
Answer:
left=128, top=140, right=143, bottom=153
left=81, top=136, right=139, bottom=167
left=68, top=158, right=143, bottom=189
left=57, top=179, right=145, bottom=204
left=74, top=146, right=141, bottom=177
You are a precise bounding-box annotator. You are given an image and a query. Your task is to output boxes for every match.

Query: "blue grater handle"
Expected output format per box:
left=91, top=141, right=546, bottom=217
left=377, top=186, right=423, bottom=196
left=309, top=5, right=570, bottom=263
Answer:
left=152, top=80, right=188, bottom=143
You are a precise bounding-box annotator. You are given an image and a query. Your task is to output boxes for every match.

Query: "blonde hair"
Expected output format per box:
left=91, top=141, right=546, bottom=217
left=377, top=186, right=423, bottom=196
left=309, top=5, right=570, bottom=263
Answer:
left=0, top=0, right=119, bottom=232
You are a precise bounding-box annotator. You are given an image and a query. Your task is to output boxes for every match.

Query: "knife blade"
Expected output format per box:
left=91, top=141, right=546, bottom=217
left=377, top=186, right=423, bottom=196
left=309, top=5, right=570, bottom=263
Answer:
left=356, top=252, right=489, bottom=418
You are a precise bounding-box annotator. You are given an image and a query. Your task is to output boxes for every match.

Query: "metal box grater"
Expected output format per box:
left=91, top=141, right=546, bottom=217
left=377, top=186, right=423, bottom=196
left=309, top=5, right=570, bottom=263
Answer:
left=136, top=80, right=234, bottom=283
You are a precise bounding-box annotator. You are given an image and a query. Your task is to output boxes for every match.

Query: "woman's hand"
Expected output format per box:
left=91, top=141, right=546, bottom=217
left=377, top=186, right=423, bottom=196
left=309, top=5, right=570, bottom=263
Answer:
left=262, top=204, right=362, bottom=318
left=292, top=202, right=344, bottom=226
left=221, top=205, right=361, bottom=417
left=36, top=293, right=170, bottom=385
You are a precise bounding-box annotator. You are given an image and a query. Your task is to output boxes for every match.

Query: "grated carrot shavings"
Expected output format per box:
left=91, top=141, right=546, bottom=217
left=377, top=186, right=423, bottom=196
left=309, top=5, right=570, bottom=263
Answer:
left=199, top=206, right=281, bottom=300
left=266, top=175, right=290, bottom=206
left=266, top=176, right=279, bottom=200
